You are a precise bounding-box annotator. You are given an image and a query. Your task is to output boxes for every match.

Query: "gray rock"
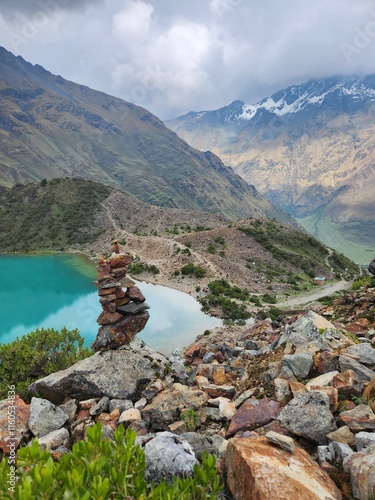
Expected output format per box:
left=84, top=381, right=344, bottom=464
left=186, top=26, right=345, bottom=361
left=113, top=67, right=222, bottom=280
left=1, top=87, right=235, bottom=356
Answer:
left=339, top=405, right=375, bottom=431
left=344, top=344, right=375, bottom=369
left=278, top=391, right=337, bottom=444
left=321, top=329, right=355, bottom=350
left=117, top=302, right=150, bottom=315
left=339, top=355, right=375, bottom=383
left=28, top=339, right=173, bottom=404
left=29, top=398, right=69, bottom=438
left=244, top=340, right=259, bottom=351
left=204, top=407, right=222, bottom=422
left=328, top=441, right=354, bottom=465
left=282, top=352, right=313, bottom=378
left=355, top=432, right=375, bottom=451
left=89, top=396, right=110, bottom=416
left=134, top=397, right=147, bottom=411
left=368, top=257, right=375, bottom=276
left=202, top=352, right=216, bottom=363
left=277, top=313, right=321, bottom=346
left=168, top=355, right=189, bottom=383
left=36, top=428, right=70, bottom=451
left=144, top=432, right=197, bottom=483
left=180, top=432, right=227, bottom=459
left=109, top=399, right=133, bottom=413
left=317, top=445, right=332, bottom=464
left=265, top=431, right=295, bottom=453
left=344, top=444, right=375, bottom=499
left=59, top=399, right=78, bottom=424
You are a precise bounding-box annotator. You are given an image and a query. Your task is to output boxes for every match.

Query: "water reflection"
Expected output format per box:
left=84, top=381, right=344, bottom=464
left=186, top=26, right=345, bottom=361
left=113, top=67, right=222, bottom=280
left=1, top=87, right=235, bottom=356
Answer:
left=0, top=256, right=222, bottom=355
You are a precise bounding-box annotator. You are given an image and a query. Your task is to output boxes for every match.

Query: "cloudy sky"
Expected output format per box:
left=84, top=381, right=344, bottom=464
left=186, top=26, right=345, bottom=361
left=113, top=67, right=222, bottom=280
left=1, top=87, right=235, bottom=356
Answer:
left=1, top=0, right=375, bottom=119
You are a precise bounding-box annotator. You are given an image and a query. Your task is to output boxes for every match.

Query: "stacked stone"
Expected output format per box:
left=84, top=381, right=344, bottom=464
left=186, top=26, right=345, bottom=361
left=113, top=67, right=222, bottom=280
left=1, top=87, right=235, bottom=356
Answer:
left=92, top=241, right=150, bottom=351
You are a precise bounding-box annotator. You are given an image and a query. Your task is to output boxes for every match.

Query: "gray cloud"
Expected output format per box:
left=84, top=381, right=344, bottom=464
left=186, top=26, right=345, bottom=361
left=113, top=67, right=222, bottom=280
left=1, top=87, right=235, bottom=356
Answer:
left=0, top=0, right=375, bottom=119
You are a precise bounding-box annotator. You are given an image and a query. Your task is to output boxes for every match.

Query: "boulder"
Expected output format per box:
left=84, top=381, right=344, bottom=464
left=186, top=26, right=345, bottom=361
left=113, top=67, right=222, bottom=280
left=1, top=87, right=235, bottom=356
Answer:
left=144, top=432, right=197, bottom=483
left=92, top=311, right=150, bottom=350
left=278, top=391, right=337, bottom=444
left=226, top=398, right=280, bottom=438
left=277, top=311, right=333, bottom=347
left=344, top=344, right=375, bottom=369
left=125, top=286, right=146, bottom=303
left=355, top=432, right=375, bottom=451
left=339, top=356, right=375, bottom=383
left=332, top=370, right=363, bottom=395
left=0, top=396, right=30, bottom=453
left=28, top=398, right=68, bottom=438
left=305, top=371, right=339, bottom=390
left=28, top=339, right=172, bottom=405
left=36, top=428, right=70, bottom=451
left=368, top=257, right=375, bottom=276
left=141, top=383, right=208, bottom=431
left=327, top=426, right=355, bottom=446
left=344, top=444, right=375, bottom=500
left=226, top=435, right=342, bottom=500
left=282, top=352, right=313, bottom=378
left=338, top=404, right=375, bottom=431
left=180, top=432, right=227, bottom=460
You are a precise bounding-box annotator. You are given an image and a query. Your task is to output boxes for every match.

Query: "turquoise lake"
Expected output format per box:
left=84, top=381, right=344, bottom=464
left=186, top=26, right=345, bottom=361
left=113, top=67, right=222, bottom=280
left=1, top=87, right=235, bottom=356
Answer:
left=0, top=255, right=222, bottom=354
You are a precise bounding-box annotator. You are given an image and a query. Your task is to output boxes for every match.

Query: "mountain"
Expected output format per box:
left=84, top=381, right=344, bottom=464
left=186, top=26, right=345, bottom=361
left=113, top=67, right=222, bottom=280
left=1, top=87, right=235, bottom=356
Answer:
left=0, top=46, right=293, bottom=223
left=0, top=178, right=356, bottom=297
left=167, top=76, right=375, bottom=262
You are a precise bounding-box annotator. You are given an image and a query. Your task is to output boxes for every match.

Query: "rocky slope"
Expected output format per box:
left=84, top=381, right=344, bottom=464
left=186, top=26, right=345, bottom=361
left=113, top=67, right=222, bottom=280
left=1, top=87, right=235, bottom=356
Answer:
left=0, top=178, right=356, bottom=304
left=0, top=46, right=292, bottom=223
left=167, top=76, right=375, bottom=262
left=1, top=262, right=374, bottom=498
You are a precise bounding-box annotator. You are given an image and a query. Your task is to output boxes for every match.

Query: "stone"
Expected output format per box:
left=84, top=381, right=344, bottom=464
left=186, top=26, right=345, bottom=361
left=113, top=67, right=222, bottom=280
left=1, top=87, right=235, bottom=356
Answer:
left=226, top=398, right=280, bottom=438
left=168, top=355, right=189, bottom=384
left=141, top=383, right=208, bottom=431
left=327, top=426, right=355, bottom=446
left=93, top=312, right=150, bottom=350
left=212, top=365, right=228, bottom=385
left=369, top=258, right=375, bottom=276
left=202, top=352, right=215, bottom=363
left=98, top=287, right=117, bottom=296
left=201, top=383, right=236, bottom=399
left=79, top=399, right=97, bottom=410
left=28, top=339, right=172, bottom=404
left=109, top=399, right=133, bottom=413
left=344, top=343, right=375, bottom=369
left=338, top=404, right=375, bottom=431
left=134, top=397, right=147, bottom=411
left=144, top=432, right=197, bottom=483
left=278, top=391, right=337, bottom=444
left=109, top=254, right=131, bottom=269
left=116, top=297, right=131, bottom=307
left=142, top=379, right=165, bottom=401
left=320, top=329, right=355, bottom=350
left=99, top=281, right=121, bottom=290
left=339, top=356, right=375, bottom=383
left=238, top=318, right=274, bottom=341
left=125, top=286, right=146, bottom=303
left=168, top=421, right=187, bottom=434
left=317, top=445, right=332, bottom=464
left=265, top=431, right=295, bottom=453
left=233, top=389, right=256, bottom=408
left=89, top=396, right=110, bottom=416
left=180, top=432, right=227, bottom=460
left=277, top=311, right=333, bottom=347
left=111, top=267, right=127, bottom=280
left=282, top=352, right=313, bottom=378
left=344, top=444, right=375, bottom=500
left=204, top=407, right=222, bottom=422
left=273, top=378, right=292, bottom=406
left=97, top=310, right=123, bottom=325
left=288, top=381, right=307, bottom=398
left=216, top=398, right=235, bottom=419
left=128, top=420, right=148, bottom=436
left=36, top=428, right=70, bottom=451
left=314, top=351, right=340, bottom=374
left=118, top=408, right=142, bottom=425
left=355, top=431, right=375, bottom=451
left=305, top=371, right=339, bottom=390
left=328, top=441, right=354, bottom=465
left=0, top=395, right=30, bottom=454
left=226, top=435, right=342, bottom=500
left=28, top=397, right=69, bottom=438
left=311, top=386, right=339, bottom=413
left=99, top=294, right=117, bottom=305
left=117, top=302, right=150, bottom=315
left=59, top=399, right=78, bottom=424
left=332, top=370, right=363, bottom=395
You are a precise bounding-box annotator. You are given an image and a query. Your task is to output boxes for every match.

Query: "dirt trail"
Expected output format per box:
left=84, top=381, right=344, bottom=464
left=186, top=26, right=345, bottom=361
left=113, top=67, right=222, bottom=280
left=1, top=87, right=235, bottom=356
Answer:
left=277, top=279, right=350, bottom=309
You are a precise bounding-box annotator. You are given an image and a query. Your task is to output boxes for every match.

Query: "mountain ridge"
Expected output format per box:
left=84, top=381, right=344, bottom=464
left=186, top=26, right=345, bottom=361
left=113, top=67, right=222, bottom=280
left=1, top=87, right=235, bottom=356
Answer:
left=167, top=75, right=375, bottom=262
left=0, top=46, right=293, bottom=224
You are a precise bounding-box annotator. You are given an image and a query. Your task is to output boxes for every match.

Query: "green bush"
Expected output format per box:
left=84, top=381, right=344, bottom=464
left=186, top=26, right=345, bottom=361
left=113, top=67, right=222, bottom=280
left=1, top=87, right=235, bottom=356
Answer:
left=0, top=423, right=222, bottom=499
left=181, top=264, right=206, bottom=278
left=0, top=327, right=91, bottom=402
left=351, top=275, right=371, bottom=291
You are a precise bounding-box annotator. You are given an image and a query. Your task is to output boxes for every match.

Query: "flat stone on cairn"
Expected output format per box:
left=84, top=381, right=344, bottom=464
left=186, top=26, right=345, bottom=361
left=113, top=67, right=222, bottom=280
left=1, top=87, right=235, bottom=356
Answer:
left=92, top=241, right=150, bottom=351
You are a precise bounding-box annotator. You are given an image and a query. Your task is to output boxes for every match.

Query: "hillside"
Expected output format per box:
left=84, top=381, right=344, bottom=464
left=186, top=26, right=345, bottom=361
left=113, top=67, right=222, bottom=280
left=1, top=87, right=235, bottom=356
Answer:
left=167, top=76, right=375, bottom=262
left=0, top=179, right=357, bottom=312
left=0, top=46, right=294, bottom=224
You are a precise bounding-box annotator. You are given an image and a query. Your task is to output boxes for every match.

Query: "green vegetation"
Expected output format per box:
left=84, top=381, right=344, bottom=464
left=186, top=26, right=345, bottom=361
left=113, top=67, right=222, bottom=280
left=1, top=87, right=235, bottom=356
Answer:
left=0, top=178, right=112, bottom=252
left=181, top=408, right=200, bottom=431
left=128, top=260, right=160, bottom=275
left=199, top=280, right=251, bottom=321
left=0, top=327, right=91, bottom=402
left=0, top=423, right=222, bottom=499
left=238, top=219, right=357, bottom=278
left=351, top=275, right=372, bottom=290
left=180, top=263, right=206, bottom=278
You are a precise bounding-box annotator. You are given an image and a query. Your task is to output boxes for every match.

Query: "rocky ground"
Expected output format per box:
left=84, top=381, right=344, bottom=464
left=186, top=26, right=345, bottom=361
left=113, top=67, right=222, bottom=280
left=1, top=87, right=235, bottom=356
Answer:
left=1, top=265, right=374, bottom=498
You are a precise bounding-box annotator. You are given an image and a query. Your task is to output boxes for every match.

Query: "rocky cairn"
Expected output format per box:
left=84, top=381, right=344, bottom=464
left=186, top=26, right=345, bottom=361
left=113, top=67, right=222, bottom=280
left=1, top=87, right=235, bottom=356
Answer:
left=92, top=241, right=150, bottom=351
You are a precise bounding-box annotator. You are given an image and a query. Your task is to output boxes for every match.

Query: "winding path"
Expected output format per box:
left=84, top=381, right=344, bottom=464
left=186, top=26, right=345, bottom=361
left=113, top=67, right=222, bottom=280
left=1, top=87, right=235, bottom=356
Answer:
left=277, top=279, right=350, bottom=309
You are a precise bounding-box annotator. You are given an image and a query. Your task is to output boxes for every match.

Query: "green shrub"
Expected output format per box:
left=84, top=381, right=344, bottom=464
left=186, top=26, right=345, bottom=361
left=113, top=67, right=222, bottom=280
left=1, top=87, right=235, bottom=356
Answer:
left=0, top=327, right=91, bottom=402
left=351, top=275, right=371, bottom=291
left=181, top=264, right=206, bottom=278
left=0, top=423, right=222, bottom=499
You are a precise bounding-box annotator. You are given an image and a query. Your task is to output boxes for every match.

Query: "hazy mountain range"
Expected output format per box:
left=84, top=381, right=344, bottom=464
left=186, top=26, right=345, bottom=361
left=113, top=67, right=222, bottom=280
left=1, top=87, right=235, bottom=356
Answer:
left=0, top=46, right=291, bottom=223
left=167, top=76, right=375, bottom=262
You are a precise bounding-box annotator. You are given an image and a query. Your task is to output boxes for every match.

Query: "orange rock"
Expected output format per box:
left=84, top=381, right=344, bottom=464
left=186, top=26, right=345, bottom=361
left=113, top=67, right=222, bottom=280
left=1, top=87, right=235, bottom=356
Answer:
left=213, top=366, right=228, bottom=386
left=226, top=435, right=342, bottom=500
left=97, top=311, right=123, bottom=325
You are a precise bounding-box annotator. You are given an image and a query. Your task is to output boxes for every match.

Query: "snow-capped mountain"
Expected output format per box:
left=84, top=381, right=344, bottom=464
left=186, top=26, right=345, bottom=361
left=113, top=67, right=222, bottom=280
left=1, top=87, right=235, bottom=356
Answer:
left=167, top=76, right=375, bottom=262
